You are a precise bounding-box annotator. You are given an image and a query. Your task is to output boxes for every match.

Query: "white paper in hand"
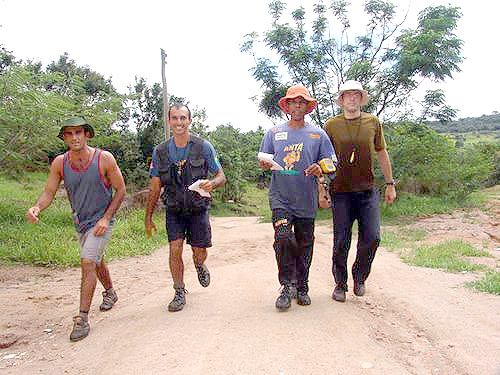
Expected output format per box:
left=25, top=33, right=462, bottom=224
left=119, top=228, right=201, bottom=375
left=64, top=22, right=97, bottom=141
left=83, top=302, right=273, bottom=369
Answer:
left=188, top=179, right=211, bottom=197
left=257, top=152, right=283, bottom=171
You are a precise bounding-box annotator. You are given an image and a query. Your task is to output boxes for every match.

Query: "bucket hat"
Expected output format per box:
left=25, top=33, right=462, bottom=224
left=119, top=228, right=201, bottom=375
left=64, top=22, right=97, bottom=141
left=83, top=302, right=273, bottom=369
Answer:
left=58, top=117, right=95, bottom=140
left=336, top=80, right=369, bottom=106
left=278, top=85, right=317, bottom=114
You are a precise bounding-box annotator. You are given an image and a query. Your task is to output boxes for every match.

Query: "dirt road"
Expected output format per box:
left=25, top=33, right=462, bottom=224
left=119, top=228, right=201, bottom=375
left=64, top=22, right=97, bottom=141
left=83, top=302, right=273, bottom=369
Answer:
left=1, top=214, right=499, bottom=374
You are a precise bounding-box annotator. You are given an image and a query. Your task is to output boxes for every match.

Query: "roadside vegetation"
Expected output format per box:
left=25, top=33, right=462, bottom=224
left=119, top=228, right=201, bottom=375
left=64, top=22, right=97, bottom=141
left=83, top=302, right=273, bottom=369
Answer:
left=382, top=197, right=500, bottom=296
left=1, top=1, right=499, bottom=294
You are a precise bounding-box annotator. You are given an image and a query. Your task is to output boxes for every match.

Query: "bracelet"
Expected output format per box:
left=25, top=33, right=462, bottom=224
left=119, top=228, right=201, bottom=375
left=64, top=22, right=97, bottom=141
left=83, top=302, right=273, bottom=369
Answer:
left=385, top=180, right=396, bottom=186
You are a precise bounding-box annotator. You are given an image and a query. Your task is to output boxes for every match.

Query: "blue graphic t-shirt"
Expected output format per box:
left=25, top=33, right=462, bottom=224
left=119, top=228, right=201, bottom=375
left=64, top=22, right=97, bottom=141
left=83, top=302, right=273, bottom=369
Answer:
left=150, top=138, right=221, bottom=177
left=260, top=122, right=337, bottom=218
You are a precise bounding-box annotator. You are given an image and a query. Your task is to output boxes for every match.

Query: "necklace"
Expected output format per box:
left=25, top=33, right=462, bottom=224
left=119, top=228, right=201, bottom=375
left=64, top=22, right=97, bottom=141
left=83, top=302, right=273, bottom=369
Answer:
left=345, top=118, right=361, bottom=164
left=69, top=148, right=92, bottom=170
left=172, top=139, right=189, bottom=175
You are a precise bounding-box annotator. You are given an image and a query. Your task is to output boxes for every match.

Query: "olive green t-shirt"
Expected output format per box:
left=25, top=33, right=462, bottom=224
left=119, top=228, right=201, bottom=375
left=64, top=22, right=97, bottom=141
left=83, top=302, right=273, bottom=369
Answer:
left=323, top=112, right=386, bottom=192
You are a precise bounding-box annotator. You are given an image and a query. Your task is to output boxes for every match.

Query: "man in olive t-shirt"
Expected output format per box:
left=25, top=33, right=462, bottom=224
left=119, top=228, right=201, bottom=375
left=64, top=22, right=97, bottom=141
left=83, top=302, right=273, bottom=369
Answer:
left=323, top=80, right=396, bottom=303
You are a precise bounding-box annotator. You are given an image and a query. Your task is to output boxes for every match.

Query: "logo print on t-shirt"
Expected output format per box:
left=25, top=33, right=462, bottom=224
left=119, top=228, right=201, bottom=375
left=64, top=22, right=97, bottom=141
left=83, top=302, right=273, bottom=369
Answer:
left=282, top=143, right=303, bottom=170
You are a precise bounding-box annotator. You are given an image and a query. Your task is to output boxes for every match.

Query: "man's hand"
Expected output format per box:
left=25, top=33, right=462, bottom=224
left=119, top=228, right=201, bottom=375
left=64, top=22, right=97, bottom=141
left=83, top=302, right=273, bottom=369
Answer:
left=145, top=219, right=157, bottom=238
left=26, top=206, right=41, bottom=224
left=384, top=185, right=396, bottom=204
left=259, top=160, right=274, bottom=170
left=93, top=217, right=110, bottom=236
left=304, top=163, right=322, bottom=177
left=199, top=179, right=215, bottom=192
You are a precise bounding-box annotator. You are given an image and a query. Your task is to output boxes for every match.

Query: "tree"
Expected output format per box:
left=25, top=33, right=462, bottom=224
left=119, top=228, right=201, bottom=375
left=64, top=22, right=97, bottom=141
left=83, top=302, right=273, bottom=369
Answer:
left=241, top=0, right=463, bottom=125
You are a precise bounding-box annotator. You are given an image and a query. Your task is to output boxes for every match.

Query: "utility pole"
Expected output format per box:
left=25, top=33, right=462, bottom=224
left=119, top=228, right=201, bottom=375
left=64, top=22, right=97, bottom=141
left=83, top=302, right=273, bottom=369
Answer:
left=161, top=48, right=170, bottom=141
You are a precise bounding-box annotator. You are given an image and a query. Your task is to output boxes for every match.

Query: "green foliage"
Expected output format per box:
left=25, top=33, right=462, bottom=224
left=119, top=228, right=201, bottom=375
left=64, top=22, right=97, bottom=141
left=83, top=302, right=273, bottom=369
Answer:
left=427, top=112, right=500, bottom=133
left=387, top=122, right=493, bottom=198
left=208, top=125, right=247, bottom=202
left=466, top=271, right=500, bottom=295
left=0, top=66, right=71, bottom=175
left=380, top=192, right=485, bottom=221
left=403, top=240, right=490, bottom=273
left=241, top=1, right=463, bottom=124
left=0, top=174, right=165, bottom=266
left=0, top=53, right=126, bottom=179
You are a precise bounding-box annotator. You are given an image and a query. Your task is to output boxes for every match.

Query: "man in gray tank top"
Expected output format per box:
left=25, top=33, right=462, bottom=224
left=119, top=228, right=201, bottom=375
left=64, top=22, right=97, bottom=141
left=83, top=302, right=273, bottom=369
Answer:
left=26, top=117, right=126, bottom=342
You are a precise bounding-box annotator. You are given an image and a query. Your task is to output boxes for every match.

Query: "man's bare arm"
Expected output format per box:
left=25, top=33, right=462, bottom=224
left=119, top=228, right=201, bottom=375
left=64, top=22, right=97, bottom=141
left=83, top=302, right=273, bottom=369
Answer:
left=101, top=151, right=126, bottom=221
left=377, top=149, right=396, bottom=204
left=199, top=169, right=226, bottom=192
left=145, top=176, right=162, bottom=237
left=26, top=156, right=63, bottom=223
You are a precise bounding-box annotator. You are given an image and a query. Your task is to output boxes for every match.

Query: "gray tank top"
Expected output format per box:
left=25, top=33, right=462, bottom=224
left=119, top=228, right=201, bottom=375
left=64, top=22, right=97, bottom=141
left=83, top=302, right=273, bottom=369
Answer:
left=63, top=149, right=113, bottom=234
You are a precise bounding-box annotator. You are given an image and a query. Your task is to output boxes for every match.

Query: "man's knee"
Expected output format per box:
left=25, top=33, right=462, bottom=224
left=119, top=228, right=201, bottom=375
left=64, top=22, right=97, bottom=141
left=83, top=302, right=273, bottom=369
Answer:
left=80, top=259, right=97, bottom=276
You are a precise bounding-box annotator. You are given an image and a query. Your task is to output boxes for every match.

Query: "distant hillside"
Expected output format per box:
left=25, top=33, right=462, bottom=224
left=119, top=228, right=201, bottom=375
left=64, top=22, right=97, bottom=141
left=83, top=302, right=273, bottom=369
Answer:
left=426, top=113, right=500, bottom=133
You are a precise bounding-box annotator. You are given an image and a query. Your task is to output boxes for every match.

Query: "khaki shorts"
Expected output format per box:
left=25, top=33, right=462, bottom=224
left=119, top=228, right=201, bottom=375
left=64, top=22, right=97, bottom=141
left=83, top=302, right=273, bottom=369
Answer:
left=78, top=225, right=113, bottom=263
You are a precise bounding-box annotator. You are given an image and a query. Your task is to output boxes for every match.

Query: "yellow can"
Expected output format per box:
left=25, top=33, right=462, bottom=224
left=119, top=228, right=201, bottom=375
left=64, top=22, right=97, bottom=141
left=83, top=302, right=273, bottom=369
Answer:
left=319, top=158, right=336, bottom=174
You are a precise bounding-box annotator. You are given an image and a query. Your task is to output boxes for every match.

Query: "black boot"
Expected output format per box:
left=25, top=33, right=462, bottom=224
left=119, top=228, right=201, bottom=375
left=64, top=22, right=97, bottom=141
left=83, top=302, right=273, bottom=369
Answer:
left=296, top=282, right=311, bottom=305
left=275, top=284, right=292, bottom=311
left=332, top=284, right=347, bottom=302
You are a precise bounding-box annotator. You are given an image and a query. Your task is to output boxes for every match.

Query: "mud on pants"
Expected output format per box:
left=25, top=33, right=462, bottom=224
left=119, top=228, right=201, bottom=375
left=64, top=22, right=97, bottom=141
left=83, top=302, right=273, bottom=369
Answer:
left=272, top=209, right=315, bottom=293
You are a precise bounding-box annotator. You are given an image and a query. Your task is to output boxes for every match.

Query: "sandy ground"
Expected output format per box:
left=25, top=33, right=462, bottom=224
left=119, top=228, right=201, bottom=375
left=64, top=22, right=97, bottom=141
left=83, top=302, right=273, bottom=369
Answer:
left=0, top=205, right=499, bottom=374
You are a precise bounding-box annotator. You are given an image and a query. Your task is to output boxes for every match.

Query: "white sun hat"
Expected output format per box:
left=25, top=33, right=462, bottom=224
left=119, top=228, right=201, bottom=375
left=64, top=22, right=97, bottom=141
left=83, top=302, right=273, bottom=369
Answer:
left=336, top=80, right=369, bottom=106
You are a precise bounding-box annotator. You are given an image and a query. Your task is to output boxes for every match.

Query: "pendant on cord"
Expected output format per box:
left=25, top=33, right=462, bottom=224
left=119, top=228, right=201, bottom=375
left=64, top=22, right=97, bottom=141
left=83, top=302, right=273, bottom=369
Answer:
left=349, top=149, right=356, bottom=164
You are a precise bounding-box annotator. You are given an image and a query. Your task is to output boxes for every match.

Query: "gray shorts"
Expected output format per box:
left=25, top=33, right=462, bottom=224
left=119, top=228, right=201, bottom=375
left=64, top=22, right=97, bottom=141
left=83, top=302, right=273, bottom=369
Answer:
left=78, top=225, right=113, bottom=263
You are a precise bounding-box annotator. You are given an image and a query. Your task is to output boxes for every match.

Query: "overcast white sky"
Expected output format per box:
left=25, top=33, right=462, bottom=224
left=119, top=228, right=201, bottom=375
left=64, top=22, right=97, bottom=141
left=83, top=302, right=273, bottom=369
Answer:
left=0, top=0, right=498, bottom=131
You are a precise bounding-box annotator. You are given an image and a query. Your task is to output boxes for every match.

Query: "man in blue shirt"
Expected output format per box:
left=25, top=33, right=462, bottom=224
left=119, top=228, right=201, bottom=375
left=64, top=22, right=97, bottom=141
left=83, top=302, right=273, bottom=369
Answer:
left=145, top=103, right=226, bottom=312
left=259, top=85, right=337, bottom=311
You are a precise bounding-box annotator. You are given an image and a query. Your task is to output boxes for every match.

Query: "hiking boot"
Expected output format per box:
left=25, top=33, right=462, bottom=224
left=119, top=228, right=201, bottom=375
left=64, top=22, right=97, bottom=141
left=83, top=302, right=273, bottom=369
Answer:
left=70, top=316, right=90, bottom=342
left=353, top=282, right=366, bottom=297
left=296, top=290, right=311, bottom=306
left=332, top=285, right=346, bottom=303
left=195, top=264, right=210, bottom=287
left=99, top=289, right=118, bottom=311
left=275, top=284, right=292, bottom=311
left=168, top=287, right=186, bottom=312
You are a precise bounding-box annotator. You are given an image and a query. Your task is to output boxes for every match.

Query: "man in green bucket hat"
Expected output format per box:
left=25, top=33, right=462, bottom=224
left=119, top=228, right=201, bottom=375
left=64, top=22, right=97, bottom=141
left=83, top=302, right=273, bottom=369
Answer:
left=57, top=116, right=95, bottom=139
left=27, top=116, right=126, bottom=342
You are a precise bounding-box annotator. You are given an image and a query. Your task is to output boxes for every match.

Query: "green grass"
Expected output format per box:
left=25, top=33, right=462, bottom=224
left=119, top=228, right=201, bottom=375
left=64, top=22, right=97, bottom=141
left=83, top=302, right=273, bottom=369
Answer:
left=403, top=240, right=490, bottom=273
left=466, top=271, right=500, bottom=295
left=381, top=228, right=427, bottom=252
left=0, top=173, right=166, bottom=267
left=380, top=192, right=486, bottom=224
left=211, top=183, right=270, bottom=217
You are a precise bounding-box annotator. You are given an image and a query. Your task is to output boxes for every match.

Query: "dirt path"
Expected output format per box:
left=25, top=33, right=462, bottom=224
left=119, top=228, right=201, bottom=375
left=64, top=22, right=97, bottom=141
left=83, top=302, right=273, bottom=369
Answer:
left=1, top=212, right=499, bottom=374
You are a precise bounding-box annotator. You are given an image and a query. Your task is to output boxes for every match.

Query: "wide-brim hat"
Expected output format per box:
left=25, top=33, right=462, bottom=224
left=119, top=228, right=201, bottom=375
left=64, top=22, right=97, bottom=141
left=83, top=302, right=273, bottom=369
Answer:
left=336, top=80, right=369, bottom=106
left=57, top=117, right=94, bottom=140
left=278, top=85, right=317, bottom=114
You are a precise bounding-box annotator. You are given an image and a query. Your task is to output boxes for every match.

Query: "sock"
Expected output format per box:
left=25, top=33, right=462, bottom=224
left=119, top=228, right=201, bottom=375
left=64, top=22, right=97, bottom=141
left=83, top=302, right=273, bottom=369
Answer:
left=79, top=310, right=89, bottom=321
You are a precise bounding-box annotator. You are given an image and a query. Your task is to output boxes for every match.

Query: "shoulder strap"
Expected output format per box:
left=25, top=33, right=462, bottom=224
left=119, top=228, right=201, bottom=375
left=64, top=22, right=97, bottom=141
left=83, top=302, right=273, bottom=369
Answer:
left=156, top=140, right=170, bottom=164
left=188, top=135, right=204, bottom=159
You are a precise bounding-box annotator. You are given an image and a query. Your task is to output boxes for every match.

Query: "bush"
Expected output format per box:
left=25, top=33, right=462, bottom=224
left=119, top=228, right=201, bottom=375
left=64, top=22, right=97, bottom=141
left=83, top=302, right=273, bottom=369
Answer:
left=387, top=123, right=494, bottom=198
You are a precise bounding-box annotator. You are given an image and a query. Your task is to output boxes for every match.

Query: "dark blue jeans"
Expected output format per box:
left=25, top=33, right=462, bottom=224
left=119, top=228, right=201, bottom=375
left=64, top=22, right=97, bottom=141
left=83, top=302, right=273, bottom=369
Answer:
left=272, top=209, right=315, bottom=292
left=331, top=188, right=380, bottom=289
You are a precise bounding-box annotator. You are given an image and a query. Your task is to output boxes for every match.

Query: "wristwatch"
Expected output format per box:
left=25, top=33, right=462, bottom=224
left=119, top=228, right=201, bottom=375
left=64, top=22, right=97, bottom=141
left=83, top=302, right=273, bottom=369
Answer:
left=385, top=179, right=396, bottom=186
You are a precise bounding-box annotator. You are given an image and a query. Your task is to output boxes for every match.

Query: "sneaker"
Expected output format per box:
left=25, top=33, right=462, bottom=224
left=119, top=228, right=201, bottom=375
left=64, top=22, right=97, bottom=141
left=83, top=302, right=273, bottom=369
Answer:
left=353, top=282, right=366, bottom=297
left=70, top=316, right=90, bottom=342
left=168, top=287, right=186, bottom=312
left=195, top=264, right=210, bottom=287
left=99, top=289, right=118, bottom=311
left=275, top=284, right=292, bottom=311
left=296, top=290, right=311, bottom=306
left=332, top=285, right=346, bottom=303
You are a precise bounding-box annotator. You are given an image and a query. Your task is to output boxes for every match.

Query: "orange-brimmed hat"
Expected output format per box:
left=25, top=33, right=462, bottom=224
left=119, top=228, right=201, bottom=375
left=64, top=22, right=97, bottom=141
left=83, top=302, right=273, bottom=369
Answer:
left=278, top=85, right=317, bottom=114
